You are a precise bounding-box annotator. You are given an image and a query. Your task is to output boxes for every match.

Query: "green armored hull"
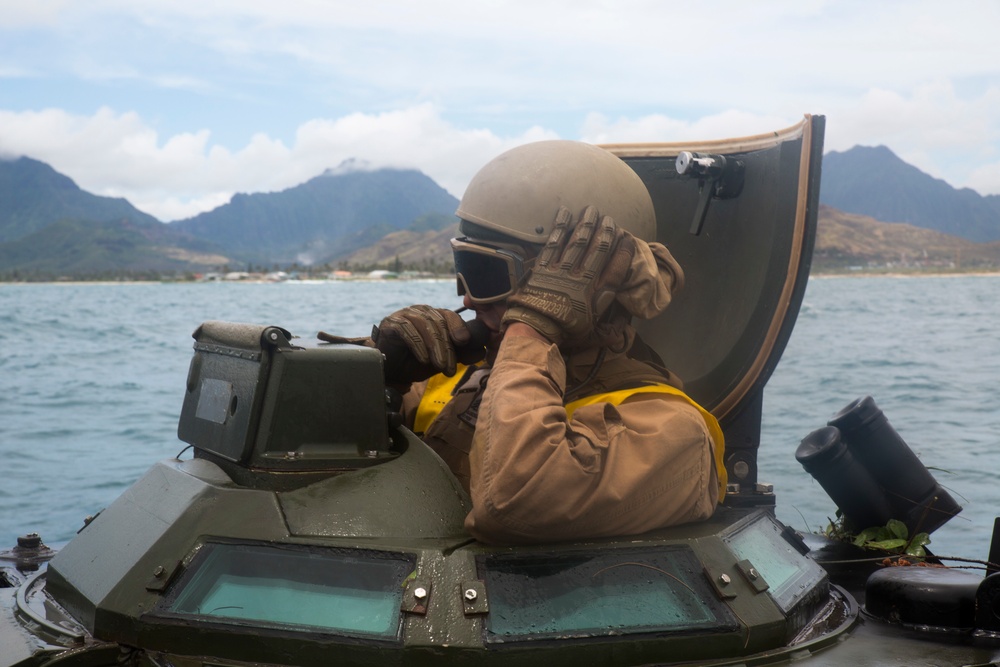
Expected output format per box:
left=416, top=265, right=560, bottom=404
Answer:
left=4, top=116, right=997, bottom=666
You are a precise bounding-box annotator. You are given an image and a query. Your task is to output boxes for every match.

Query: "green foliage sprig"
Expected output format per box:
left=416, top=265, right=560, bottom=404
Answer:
left=826, top=515, right=931, bottom=558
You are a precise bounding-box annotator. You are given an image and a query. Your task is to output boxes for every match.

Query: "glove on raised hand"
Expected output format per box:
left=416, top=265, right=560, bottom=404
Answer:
left=613, top=240, right=684, bottom=319
left=374, top=305, right=486, bottom=385
left=502, top=205, right=636, bottom=344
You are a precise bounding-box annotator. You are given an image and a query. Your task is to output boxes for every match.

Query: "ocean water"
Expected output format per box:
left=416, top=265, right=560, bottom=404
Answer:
left=1, top=276, right=998, bottom=563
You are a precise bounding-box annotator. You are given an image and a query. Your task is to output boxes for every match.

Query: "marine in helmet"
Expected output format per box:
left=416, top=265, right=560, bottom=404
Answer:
left=369, top=140, right=724, bottom=544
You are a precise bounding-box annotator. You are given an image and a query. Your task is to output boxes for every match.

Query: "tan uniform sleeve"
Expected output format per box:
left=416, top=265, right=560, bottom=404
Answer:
left=465, top=335, right=718, bottom=544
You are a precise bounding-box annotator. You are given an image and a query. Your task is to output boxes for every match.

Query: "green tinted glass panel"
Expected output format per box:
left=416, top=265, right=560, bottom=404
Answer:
left=724, top=513, right=826, bottom=613
left=478, top=547, right=735, bottom=642
left=162, top=543, right=413, bottom=640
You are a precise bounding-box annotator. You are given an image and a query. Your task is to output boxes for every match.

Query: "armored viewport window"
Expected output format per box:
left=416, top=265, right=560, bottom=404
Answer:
left=158, top=543, right=414, bottom=641
left=723, top=513, right=827, bottom=615
left=477, top=546, right=736, bottom=642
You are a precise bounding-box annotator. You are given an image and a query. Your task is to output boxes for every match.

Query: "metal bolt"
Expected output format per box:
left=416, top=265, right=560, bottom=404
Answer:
left=747, top=568, right=758, bottom=581
left=16, top=533, right=42, bottom=549
left=269, top=331, right=279, bottom=341
left=414, top=587, right=427, bottom=600
left=464, top=588, right=478, bottom=602
left=153, top=566, right=165, bottom=578
left=365, top=450, right=380, bottom=458
left=718, top=573, right=731, bottom=586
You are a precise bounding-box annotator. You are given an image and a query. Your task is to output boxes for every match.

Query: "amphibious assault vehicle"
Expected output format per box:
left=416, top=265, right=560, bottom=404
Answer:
left=4, top=115, right=996, bottom=666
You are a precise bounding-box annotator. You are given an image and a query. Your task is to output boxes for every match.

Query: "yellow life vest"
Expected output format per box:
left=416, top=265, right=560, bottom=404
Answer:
left=413, top=365, right=727, bottom=502
left=413, top=365, right=473, bottom=435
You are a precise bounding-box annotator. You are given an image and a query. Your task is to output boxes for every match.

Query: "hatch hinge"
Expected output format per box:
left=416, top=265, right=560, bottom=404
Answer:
left=703, top=565, right=738, bottom=600
left=461, top=580, right=489, bottom=616
left=402, top=578, right=432, bottom=615
left=736, top=558, right=769, bottom=594
left=145, top=560, right=182, bottom=593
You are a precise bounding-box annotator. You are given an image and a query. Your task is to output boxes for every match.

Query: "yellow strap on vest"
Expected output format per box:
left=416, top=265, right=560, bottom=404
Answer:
left=415, top=371, right=727, bottom=502
left=413, top=364, right=469, bottom=434
left=566, top=385, right=728, bottom=502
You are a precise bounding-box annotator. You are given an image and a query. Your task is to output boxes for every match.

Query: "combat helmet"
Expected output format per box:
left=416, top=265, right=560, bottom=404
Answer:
left=456, top=140, right=657, bottom=245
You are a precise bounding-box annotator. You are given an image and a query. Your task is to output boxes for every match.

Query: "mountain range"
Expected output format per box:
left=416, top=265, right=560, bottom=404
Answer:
left=0, top=157, right=159, bottom=244
left=0, top=157, right=461, bottom=279
left=821, top=145, right=1000, bottom=243
left=1, top=145, right=1000, bottom=280
left=170, top=164, right=459, bottom=265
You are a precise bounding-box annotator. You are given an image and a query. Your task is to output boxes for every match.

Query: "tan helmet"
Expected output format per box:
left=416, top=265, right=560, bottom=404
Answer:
left=456, top=140, right=657, bottom=246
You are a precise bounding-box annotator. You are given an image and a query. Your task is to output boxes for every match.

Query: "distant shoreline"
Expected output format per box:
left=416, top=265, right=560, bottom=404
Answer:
left=4, top=270, right=1000, bottom=286
left=812, top=270, right=1000, bottom=279
left=0, top=277, right=457, bottom=286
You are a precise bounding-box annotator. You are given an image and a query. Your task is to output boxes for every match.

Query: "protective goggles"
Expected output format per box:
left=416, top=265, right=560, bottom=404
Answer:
left=451, top=237, right=532, bottom=304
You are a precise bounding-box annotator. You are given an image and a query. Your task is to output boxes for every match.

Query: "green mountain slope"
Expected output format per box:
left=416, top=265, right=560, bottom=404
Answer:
left=0, top=217, right=229, bottom=279
left=170, top=167, right=460, bottom=264
left=3, top=150, right=1000, bottom=280
left=342, top=215, right=460, bottom=273
left=343, top=205, right=1000, bottom=275
left=0, top=157, right=159, bottom=244
left=820, top=146, right=1000, bottom=242
left=814, top=205, right=1000, bottom=271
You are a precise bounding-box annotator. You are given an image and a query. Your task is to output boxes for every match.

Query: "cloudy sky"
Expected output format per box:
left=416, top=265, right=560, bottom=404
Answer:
left=1, top=1, right=998, bottom=221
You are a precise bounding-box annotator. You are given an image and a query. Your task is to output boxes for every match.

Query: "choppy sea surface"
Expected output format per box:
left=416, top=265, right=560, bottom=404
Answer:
left=2, top=276, right=999, bottom=562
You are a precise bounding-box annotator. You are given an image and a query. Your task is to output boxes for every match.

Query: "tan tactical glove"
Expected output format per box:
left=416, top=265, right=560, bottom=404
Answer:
left=373, top=305, right=487, bottom=385
left=614, top=241, right=684, bottom=319
left=502, top=205, right=636, bottom=344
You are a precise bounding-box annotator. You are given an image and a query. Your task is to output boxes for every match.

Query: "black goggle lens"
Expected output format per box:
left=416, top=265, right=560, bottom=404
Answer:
left=454, top=249, right=516, bottom=301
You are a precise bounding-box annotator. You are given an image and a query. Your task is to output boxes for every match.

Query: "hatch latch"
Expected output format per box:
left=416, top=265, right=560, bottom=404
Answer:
left=675, top=151, right=746, bottom=235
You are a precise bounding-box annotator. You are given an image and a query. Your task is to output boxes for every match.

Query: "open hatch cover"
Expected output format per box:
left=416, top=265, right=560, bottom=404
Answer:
left=603, top=115, right=825, bottom=489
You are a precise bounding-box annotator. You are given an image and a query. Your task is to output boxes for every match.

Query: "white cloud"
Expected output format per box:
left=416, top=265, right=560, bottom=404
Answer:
left=0, top=104, right=557, bottom=221
left=128, top=191, right=233, bottom=222
left=580, top=110, right=797, bottom=145
left=822, top=81, right=1000, bottom=192
left=0, top=1, right=74, bottom=28
left=968, top=162, right=1000, bottom=198
left=3, top=93, right=1000, bottom=226
left=3, top=0, right=1000, bottom=209
left=292, top=105, right=558, bottom=200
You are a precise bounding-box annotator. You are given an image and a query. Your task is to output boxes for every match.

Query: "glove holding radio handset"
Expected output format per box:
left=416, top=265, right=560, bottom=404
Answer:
left=373, top=305, right=488, bottom=386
